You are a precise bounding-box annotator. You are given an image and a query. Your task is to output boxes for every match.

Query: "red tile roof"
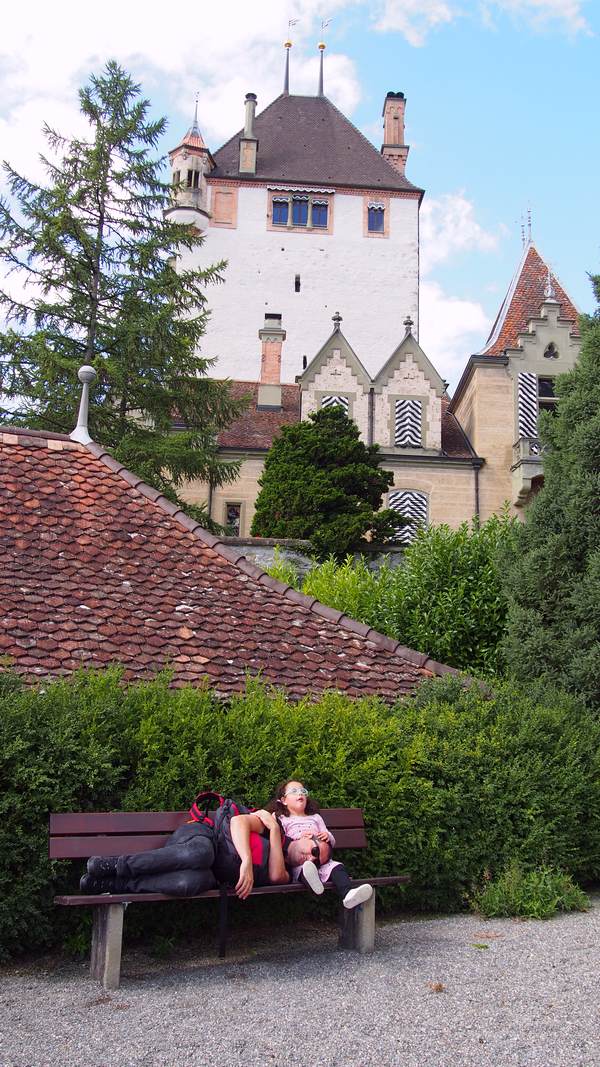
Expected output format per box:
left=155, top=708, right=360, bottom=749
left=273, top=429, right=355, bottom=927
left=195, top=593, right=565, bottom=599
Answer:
left=216, top=382, right=301, bottom=449
left=211, top=94, right=422, bottom=195
left=0, top=427, right=456, bottom=697
left=482, top=244, right=579, bottom=356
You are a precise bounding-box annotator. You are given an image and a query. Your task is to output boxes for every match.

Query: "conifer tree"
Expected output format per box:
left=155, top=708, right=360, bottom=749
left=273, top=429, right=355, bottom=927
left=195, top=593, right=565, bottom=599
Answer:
left=0, top=62, right=243, bottom=522
left=501, top=275, right=600, bottom=707
left=251, top=405, right=399, bottom=559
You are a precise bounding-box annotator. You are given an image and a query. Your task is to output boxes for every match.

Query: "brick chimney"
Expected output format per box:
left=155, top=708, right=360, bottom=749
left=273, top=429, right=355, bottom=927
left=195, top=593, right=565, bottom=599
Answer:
left=381, top=91, right=409, bottom=176
left=257, top=312, right=285, bottom=409
left=239, top=93, right=258, bottom=175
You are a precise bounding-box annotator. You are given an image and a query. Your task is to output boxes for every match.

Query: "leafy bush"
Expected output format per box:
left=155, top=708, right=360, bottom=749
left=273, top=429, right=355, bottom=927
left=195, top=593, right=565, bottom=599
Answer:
left=266, top=515, right=515, bottom=674
left=1, top=669, right=598, bottom=959
left=473, top=861, right=589, bottom=919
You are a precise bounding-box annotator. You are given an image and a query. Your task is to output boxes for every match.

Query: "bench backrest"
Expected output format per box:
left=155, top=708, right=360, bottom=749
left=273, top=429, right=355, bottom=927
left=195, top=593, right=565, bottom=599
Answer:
left=49, top=809, right=368, bottom=860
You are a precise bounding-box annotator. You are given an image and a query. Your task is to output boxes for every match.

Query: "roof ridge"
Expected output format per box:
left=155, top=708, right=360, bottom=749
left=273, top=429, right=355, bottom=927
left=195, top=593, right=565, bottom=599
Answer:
left=0, top=426, right=83, bottom=449
left=84, top=440, right=459, bottom=682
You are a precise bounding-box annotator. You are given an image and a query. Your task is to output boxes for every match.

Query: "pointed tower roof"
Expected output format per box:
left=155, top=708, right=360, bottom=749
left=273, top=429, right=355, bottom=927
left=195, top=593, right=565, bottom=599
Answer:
left=169, top=101, right=208, bottom=157
left=210, top=94, right=423, bottom=194
left=481, top=243, right=579, bottom=356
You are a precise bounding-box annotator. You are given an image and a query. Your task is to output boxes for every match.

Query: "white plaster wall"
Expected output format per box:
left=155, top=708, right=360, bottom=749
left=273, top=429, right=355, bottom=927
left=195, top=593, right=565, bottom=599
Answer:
left=302, top=349, right=370, bottom=440
left=374, top=355, right=441, bottom=449
left=180, top=186, right=419, bottom=382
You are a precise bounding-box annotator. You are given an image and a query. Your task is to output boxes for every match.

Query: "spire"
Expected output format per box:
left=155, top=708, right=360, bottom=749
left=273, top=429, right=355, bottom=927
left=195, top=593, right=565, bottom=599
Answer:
left=284, top=40, right=292, bottom=94
left=318, top=42, right=326, bottom=96
left=191, top=93, right=200, bottom=137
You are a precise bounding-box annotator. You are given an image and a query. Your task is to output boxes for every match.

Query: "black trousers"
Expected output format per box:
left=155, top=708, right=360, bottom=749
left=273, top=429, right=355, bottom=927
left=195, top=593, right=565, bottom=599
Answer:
left=300, top=863, right=353, bottom=898
left=116, top=825, right=217, bottom=897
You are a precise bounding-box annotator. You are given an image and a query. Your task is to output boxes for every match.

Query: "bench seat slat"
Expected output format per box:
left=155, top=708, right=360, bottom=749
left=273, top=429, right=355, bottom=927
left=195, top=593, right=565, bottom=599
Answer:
left=50, top=826, right=368, bottom=860
left=49, top=808, right=365, bottom=837
left=54, top=874, right=410, bottom=906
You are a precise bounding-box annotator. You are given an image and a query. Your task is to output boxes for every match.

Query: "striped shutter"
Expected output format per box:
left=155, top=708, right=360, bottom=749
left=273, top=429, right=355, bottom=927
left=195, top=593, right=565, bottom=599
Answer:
left=394, top=399, right=422, bottom=447
left=388, top=490, right=428, bottom=545
left=321, top=395, right=349, bottom=414
left=517, top=373, right=538, bottom=438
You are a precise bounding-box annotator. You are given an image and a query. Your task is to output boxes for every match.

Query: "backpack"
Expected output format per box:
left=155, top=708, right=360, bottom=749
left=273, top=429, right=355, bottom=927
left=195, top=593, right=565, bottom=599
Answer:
left=189, top=791, right=271, bottom=887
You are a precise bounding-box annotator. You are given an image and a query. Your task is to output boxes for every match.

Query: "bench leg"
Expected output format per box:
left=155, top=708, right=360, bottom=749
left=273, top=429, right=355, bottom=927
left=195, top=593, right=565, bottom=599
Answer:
left=218, top=887, right=229, bottom=959
left=338, top=888, right=376, bottom=953
left=90, top=903, right=125, bottom=991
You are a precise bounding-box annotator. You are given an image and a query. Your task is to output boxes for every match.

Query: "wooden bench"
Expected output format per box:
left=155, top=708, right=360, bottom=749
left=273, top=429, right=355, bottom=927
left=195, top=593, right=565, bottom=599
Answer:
left=50, top=808, right=410, bottom=990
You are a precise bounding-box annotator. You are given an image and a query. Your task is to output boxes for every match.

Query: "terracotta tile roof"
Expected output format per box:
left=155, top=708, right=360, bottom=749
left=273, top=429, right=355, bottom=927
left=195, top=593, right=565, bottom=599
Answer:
left=441, top=396, right=476, bottom=458
left=0, top=427, right=457, bottom=698
left=211, top=94, right=423, bottom=195
left=216, top=382, right=301, bottom=449
left=482, top=244, right=579, bottom=356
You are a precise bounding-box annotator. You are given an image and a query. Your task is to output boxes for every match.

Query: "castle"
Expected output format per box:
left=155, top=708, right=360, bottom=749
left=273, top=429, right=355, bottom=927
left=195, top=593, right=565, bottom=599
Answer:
left=169, top=46, right=581, bottom=541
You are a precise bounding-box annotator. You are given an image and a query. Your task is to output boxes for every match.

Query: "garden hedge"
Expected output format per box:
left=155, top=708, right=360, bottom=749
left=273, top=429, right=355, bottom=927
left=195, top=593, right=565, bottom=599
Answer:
left=1, top=668, right=598, bottom=958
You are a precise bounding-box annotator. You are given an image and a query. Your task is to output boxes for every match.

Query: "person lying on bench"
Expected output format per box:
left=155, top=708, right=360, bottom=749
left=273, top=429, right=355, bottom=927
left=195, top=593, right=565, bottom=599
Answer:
left=81, top=807, right=287, bottom=899
left=270, top=779, right=373, bottom=910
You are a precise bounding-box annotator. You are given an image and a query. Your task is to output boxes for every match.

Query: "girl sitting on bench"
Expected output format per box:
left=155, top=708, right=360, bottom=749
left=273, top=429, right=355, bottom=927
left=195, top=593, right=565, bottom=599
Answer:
left=269, top=779, right=372, bottom=909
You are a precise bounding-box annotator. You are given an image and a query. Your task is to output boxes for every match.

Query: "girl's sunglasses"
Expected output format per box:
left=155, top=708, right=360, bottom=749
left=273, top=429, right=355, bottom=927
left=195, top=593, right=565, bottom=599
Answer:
left=284, top=787, right=309, bottom=797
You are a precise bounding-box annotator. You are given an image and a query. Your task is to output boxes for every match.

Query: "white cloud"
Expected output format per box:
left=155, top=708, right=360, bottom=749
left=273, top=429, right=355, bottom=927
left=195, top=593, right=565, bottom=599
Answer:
left=373, top=0, right=456, bottom=46
left=480, top=0, right=590, bottom=35
left=420, top=281, right=489, bottom=388
left=420, top=192, right=499, bottom=275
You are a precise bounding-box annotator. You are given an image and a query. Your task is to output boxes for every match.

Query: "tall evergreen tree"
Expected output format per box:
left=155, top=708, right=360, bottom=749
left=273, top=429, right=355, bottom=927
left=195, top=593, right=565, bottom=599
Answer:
left=251, top=405, right=399, bottom=559
left=0, top=62, right=243, bottom=522
left=501, top=275, right=600, bottom=707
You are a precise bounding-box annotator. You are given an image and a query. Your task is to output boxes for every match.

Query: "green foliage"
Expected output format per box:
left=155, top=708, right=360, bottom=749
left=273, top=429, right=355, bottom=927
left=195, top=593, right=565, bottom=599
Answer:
left=473, top=861, right=589, bottom=919
left=501, top=275, right=600, bottom=707
left=251, top=406, right=397, bottom=559
left=265, top=546, right=302, bottom=589
left=265, top=515, right=514, bottom=673
left=0, top=62, right=244, bottom=526
left=2, top=669, right=599, bottom=958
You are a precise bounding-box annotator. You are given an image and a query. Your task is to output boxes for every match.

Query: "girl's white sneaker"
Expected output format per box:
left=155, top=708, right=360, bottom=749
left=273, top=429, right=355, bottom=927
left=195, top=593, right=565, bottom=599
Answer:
left=343, top=883, right=373, bottom=909
left=301, top=860, right=324, bottom=895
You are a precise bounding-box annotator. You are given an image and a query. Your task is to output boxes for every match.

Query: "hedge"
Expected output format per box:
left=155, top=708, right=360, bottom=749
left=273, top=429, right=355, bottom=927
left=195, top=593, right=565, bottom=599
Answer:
left=1, top=669, right=598, bottom=958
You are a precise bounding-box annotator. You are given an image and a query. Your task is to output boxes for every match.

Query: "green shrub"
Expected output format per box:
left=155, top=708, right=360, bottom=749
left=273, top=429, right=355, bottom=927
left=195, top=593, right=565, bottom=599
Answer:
left=473, top=861, right=590, bottom=919
left=265, top=515, right=516, bottom=674
left=1, top=669, right=598, bottom=959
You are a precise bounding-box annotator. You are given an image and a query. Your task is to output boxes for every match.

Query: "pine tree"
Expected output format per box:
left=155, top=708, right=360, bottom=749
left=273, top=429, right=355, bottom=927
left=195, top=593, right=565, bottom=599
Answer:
left=250, top=405, right=399, bottom=559
left=501, top=275, right=600, bottom=707
left=0, top=62, right=244, bottom=523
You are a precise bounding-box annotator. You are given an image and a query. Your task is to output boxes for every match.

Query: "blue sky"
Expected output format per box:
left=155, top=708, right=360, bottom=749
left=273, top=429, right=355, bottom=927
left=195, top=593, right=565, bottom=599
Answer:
left=1, top=0, right=597, bottom=387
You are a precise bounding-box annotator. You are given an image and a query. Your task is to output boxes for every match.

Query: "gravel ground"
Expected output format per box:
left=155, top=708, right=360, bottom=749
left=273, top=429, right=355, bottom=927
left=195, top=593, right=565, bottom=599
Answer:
left=1, top=897, right=599, bottom=1067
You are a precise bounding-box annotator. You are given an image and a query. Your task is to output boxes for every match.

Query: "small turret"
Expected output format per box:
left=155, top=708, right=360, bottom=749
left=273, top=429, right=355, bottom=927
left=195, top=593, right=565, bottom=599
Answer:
left=165, top=100, right=214, bottom=230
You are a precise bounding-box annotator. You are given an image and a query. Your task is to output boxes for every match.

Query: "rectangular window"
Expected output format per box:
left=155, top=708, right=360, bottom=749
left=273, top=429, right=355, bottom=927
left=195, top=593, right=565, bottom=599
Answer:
left=192, top=170, right=200, bottom=189
left=225, top=503, right=241, bottom=536
left=388, top=489, right=428, bottom=546
left=321, top=395, right=349, bottom=415
left=312, top=201, right=328, bottom=228
left=272, top=198, right=289, bottom=226
left=538, top=377, right=558, bottom=415
left=186, top=170, right=193, bottom=188
left=394, top=399, right=422, bottom=447
left=172, top=170, right=180, bottom=186
left=368, top=206, right=385, bottom=232
left=292, top=197, right=309, bottom=226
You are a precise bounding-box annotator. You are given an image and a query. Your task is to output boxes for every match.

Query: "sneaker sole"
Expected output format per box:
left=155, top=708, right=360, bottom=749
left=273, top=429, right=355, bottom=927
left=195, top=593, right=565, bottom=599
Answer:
left=343, top=884, right=373, bottom=909
left=301, top=861, right=324, bottom=895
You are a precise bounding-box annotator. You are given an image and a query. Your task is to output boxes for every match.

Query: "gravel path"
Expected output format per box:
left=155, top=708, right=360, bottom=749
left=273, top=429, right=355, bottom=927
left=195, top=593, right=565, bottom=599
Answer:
left=1, top=897, right=599, bottom=1067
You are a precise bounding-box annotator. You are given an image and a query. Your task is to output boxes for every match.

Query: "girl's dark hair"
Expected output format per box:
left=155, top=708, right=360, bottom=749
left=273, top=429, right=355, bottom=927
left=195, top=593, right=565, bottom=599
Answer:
left=266, top=779, right=320, bottom=818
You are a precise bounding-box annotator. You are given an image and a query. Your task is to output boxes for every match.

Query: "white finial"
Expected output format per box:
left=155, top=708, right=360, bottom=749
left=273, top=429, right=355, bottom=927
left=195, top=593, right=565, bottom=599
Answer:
left=70, top=365, right=97, bottom=444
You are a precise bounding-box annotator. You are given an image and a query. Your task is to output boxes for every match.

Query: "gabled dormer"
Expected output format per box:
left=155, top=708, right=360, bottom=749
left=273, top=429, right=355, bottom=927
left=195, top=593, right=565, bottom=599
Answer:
left=298, top=312, right=371, bottom=441
left=372, top=318, right=446, bottom=453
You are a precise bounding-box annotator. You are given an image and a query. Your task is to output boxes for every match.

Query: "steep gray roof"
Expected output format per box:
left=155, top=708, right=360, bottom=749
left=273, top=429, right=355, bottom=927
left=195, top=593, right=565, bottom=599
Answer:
left=211, top=94, right=423, bottom=194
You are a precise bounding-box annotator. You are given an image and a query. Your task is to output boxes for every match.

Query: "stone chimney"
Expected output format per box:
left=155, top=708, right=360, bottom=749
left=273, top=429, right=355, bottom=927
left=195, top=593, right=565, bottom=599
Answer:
left=381, top=91, right=409, bottom=176
left=239, top=93, right=258, bottom=175
left=257, top=312, right=285, bottom=409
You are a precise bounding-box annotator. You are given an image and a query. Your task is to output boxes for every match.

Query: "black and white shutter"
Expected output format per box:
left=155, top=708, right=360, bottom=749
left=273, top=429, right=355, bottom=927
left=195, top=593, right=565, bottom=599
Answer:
left=388, top=489, right=428, bottom=545
left=394, top=399, right=422, bottom=447
left=517, top=372, right=538, bottom=439
left=321, top=395, right=349, bottom=414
